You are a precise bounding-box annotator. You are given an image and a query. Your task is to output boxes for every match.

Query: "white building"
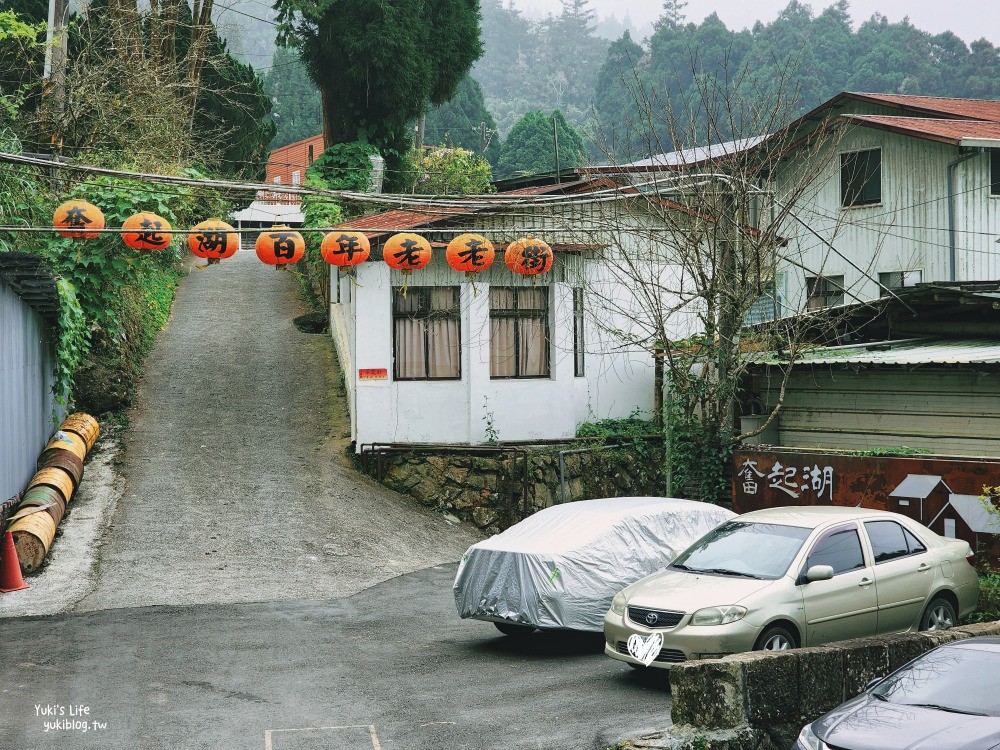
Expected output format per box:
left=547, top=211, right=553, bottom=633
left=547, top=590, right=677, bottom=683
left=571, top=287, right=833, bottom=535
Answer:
left=773, top=92, right=1000, bottom=311
left=328, top=175, right=696, bottom=448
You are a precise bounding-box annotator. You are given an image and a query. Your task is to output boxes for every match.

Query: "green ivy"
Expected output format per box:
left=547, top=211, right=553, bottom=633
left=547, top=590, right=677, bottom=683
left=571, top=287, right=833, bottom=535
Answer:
left=52, top=277, right=87, bottom=411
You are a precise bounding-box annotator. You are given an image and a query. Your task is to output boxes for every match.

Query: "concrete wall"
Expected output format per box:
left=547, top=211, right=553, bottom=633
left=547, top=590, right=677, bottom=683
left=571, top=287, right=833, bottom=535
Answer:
left=332, top=248, right=657, bottom=447
left=624, top=619, right=1000, bottom=750
left=0, top=279, right=58, bottom=502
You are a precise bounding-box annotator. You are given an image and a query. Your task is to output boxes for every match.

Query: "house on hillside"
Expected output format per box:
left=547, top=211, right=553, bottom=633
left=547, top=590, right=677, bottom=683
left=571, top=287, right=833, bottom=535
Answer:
left=772, top=92, right=1000, bottom=310
left=328, top=172, right=701, bottom=448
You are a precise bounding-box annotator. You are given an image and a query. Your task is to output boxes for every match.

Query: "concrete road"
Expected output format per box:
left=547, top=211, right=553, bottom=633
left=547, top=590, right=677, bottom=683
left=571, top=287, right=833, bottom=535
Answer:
left=73, top=246, right=481, bottom=611
left=0, top=565, right=671, bottom=750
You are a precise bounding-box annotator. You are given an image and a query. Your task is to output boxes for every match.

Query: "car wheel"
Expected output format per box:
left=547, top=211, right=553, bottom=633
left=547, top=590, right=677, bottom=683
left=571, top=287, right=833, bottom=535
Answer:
left=754, top=624, right=796, bottom=651
left=494, top=622, right=534, bottom=637
left=920, top=597, right=956, bottom=632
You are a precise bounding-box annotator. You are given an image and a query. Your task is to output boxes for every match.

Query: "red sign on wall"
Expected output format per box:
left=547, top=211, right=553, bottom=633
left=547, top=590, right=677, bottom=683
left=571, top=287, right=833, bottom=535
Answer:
left=358, top=368, right=388, bottom=380
left=734, top=449, right=1000, bottom=563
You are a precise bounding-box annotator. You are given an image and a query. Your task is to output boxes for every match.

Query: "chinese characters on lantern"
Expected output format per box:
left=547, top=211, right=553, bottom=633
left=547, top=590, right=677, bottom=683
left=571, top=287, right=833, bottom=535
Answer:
left=738, top=459, right=834, bottom=501
left=270, top=232, right=298, bottom=260
left=134, top=218, right=168, bottom=248
left=520, top=243, right=551, bottom=271
left=393, top=238, right=424, bottom=267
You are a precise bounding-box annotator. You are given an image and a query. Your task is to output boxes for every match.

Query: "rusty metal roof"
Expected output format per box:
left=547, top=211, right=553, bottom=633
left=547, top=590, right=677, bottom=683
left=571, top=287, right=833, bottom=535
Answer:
left=848, top=93, right=1000, bottom=122
left=0, top=252, right=60, bottom=322
left=756, top=337, right=1000, bottom=367
left=843, top=115, right=1000, bottom=145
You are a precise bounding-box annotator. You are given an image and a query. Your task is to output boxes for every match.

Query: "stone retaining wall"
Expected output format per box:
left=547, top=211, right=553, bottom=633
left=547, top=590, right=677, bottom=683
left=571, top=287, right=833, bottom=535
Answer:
left=621, top=619, right=1000, bottom=750
left=375, top=440, right=664, bottom=533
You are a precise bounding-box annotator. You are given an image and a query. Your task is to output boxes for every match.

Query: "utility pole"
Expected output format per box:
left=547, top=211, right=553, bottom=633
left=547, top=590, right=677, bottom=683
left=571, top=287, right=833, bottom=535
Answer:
left=479, top=122, right=486, bottom=157
left=552, top=116, right=561, bottom=184
left=43, top=0, right=70, bottom=147
left=414, top=113, right=425, bottom=150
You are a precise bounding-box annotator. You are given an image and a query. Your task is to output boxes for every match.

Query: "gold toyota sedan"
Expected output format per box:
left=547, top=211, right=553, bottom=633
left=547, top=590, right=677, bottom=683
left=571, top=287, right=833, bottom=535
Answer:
left=604, top=506, right=980, bottom=668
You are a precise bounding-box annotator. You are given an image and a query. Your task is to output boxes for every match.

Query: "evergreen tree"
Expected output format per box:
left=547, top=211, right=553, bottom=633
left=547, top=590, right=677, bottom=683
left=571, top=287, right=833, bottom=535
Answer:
left=423, top=75, right=501, bottom=167
left=275, top=0, right=483, bottom=188
left=593, top=31, right=646, bottom=162
left=496, top=109, right=585, bottom=178
left=263, top=46, right=323, bottom=149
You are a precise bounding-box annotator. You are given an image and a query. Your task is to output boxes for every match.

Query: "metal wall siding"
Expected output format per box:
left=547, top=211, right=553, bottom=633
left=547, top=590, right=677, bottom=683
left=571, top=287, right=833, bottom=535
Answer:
left=0, top=281, right=58, bottom=501
left=777, top=123, right=999, bottom=312
left=754, top=368, right=1000, bottom=457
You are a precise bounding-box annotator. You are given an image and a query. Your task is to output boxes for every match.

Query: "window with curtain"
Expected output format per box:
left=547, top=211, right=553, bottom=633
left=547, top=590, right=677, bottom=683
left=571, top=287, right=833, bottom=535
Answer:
left=490, top=287, right=549, bottom=378
left=392, top=287, right=461, bottom=380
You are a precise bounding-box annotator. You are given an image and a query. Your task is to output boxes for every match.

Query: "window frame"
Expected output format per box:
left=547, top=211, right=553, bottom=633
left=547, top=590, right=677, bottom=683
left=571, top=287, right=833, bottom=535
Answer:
left=863, top=520, right=928, bottom=564
left=489, top=286, right=551, bottom=379
left=805, top=275, right=845, bottom=310
left=878, top=270, right=922, bottom=292
left=803, top=524, right=867, bottom=578
left=841, top=148, right=882, bottom=207
left=391, top=286, right=462, bottom=381
left=573, top=287, right=585, bottom=377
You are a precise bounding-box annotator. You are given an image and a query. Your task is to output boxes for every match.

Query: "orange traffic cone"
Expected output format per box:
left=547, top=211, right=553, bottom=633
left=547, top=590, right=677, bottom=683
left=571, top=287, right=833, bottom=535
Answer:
left=0, top=529, right=29, bottom=592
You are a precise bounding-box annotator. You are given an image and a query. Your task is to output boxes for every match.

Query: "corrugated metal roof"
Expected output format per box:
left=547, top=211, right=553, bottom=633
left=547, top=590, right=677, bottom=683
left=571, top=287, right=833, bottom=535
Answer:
left=948, top=494, right=1000, bottom=534
left=229, top=201, right=304, bottom=225
left=889, top=474, right=949, bottom=500
left=849, top=93, right=1000, bottom=122
left=621, top=136, right=768, bottom=169
left=843, top=115, right=1000, bottom=144
left=0, top=252, right=60, bottom=322
left=756, top=337, right=1000, bottom=366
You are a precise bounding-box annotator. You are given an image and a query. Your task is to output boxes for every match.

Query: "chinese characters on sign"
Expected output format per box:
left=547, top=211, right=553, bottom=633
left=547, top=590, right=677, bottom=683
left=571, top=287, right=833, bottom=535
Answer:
left=521, top=244, right=551, bottom=271
left=393, top=238, right=424, bottom=267
left=457, top=237, right=490, bottom=268
left=331, top=233, right=364, bottom=263
left=269, top=232, right=297, bottom=260
left=61, top=206, right=93, bottom=229
left=135, top=218, right=168, bottom=247
left=738, top=459, right=834, bottom=500
left=195, top=229, right=228, bottom=256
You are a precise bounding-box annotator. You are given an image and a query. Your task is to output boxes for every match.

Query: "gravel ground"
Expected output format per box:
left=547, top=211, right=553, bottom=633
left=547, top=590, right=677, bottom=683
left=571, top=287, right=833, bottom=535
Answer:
left=3, top=246, right=481, bottom=615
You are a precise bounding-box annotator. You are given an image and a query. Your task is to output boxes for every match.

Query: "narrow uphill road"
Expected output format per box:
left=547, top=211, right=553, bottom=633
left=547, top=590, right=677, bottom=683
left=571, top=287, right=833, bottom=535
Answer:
left=76, top=244, right=481, bottom=610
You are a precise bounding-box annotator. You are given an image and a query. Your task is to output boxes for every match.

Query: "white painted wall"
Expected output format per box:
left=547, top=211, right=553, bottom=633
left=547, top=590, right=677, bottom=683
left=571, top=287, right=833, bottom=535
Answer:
left=330, top=231, right=658, bottom=448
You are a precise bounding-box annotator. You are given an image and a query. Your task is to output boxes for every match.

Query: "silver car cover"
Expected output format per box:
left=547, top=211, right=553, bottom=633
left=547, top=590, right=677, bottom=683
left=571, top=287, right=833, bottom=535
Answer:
left=453, top=496, right=735, bottom=632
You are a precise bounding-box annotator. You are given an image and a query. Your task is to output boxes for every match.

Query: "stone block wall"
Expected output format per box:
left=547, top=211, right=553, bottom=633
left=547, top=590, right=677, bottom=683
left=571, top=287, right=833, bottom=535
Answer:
left=374, top=440, right=664, bottom=534
left=638, top=620, right=1000, bottom=750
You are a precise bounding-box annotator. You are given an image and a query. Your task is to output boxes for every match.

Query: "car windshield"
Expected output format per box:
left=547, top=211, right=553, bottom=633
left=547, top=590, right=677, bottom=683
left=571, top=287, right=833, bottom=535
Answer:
left=670, top=521, right=811, bottom=579
left=871, top=645, right=1000, bottom=716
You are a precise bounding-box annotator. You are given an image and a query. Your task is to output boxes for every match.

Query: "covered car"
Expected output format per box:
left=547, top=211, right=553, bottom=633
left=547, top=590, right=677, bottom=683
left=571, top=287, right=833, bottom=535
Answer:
left=453, top=496, right=735, bottom=634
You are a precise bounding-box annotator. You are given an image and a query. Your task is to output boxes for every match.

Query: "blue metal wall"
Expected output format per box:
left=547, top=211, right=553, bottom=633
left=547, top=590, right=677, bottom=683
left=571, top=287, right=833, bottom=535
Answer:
left=0, top=280, right=59, bottom=502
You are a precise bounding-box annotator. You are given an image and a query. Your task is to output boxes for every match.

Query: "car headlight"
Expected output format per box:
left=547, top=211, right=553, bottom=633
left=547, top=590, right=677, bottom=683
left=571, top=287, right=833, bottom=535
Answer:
left=690, top=605, right=747, bottom=626
left=795, top=723, right=827, bottom=750
left=610, top=591, right=627, bottom=615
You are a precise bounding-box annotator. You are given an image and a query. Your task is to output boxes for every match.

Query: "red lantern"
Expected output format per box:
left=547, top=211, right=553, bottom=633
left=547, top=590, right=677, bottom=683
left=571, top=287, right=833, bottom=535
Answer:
left=504, top=237, right=553, bottom=276
left=53, top=200, right=105, bottom=240
left=383, top=233, right=432, bottom=274
left=256, top=226, right=305, bottom=268
left=321, top=230, right=370, bottom=269
left=122, top=212, right=173, bottom=251
left=446, top=233, right=494, bottom=275
left=189, top=219, right=239, bottom=264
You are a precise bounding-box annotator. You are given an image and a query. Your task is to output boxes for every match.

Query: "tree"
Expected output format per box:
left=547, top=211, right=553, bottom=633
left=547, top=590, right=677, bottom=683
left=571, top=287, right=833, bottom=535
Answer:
left=423, top=75, right=501, bottom=166
left=578, top=61, right=852, bottom=502
left=263, top=46, right=323, bottom=149
left=593, top=31, right=646, bottom=162
left=275, top=0, right=483, bottom=188
left=496, top=110, right=585, bottom=178
left=409, top=146, right=494, bottom=195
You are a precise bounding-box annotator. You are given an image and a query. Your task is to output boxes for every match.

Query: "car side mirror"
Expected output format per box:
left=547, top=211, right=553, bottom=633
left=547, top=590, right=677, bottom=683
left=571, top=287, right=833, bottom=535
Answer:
left=805, top=564, right=834, bottom=582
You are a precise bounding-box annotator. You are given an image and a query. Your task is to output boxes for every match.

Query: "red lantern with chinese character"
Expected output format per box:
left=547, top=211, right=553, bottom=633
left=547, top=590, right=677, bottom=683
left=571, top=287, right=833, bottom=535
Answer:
left=122, top=212, right=173, bottom=251
left=188, top=219, right=239, bottom=265
left=383, top=232, right=431, bottom=274
left=504, top=237, right=553, bottom=276
left=53, top=200, right=105, bottom=240
left=321, top=230, right=370, bottom=269
left=255, top=225, right=305, bottom=269
left=446, top=233, right=494, bottom=276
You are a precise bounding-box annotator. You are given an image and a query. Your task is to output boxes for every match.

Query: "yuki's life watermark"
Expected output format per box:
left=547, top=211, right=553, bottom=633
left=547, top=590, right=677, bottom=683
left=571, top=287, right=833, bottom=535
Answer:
left=35, top=704, right=108, bottom=733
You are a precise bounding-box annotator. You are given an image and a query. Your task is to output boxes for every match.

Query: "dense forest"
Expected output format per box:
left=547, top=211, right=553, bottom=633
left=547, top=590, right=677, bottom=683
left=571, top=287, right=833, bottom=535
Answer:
left=249, top=0, right=1000, bottom=172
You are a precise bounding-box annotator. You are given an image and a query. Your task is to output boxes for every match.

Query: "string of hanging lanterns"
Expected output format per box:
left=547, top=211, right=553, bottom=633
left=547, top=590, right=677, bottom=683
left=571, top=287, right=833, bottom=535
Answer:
left=51, top=200, right=555, bottom=279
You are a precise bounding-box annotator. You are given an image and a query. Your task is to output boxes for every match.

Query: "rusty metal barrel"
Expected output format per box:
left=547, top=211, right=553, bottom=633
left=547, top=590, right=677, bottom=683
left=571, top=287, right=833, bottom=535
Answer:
left=8, top=509, right=57, bottom=573
left=42, top=431, right=87, bottom=462
left=36, top=448, right=84, bottom=490
left=28, top=466, right=75, bottom=503
left=59, top=413, right=100, bottom=452
left=17, top=486, right=66, bottom=526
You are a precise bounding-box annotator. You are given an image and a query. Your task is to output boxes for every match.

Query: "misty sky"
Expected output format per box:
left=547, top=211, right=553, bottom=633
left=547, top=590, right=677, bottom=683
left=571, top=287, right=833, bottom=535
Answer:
left=513, top=0, right=1000, bottom=47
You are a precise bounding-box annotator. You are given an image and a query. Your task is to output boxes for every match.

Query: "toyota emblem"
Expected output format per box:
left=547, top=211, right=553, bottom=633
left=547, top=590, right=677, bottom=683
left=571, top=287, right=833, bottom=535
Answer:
left=645, top=612, right=658, bottom=625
